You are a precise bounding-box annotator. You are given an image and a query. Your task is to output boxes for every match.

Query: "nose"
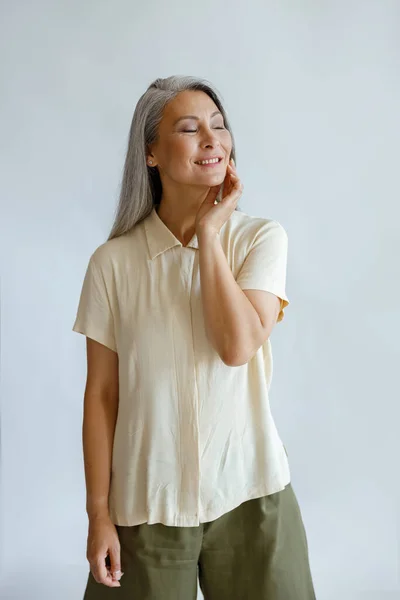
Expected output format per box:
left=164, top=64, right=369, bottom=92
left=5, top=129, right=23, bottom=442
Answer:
left=199, top=123, right=220, bottom=145
left=202, top=132, right=221, bottom=151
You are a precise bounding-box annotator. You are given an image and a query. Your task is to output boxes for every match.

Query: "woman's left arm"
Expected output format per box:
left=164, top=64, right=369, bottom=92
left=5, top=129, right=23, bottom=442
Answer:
left=198, top=229, right=281, bottom=366
left=196, top=159, right=283, bottom=366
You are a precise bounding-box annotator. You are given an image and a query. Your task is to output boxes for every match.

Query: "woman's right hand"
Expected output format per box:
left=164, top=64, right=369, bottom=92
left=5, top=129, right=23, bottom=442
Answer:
left=86, top=515, right=124, bottom=587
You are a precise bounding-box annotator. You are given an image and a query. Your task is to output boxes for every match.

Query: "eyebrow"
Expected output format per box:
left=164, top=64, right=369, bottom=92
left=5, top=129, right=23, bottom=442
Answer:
left=173, top=110, right=222, bottom=126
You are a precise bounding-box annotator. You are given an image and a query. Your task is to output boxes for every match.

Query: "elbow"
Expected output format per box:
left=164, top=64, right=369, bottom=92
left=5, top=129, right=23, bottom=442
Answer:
left=223, top=355, right=248, bottom=367
left=221, top=332, right=269, bottom=367
left=220, top=345, right=251, bottom=367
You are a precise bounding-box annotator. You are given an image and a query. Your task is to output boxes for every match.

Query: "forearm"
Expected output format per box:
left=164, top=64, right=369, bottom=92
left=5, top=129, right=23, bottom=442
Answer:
left=198, top=229, right=263, bottom=365
left=82, top=388, right=118, bottom=522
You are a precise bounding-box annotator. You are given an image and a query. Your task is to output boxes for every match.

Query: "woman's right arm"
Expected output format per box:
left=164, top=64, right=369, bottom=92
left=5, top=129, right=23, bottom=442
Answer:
left=83, top=337, right=118, bottom=521
left=82, top=337, right=123, bottom=587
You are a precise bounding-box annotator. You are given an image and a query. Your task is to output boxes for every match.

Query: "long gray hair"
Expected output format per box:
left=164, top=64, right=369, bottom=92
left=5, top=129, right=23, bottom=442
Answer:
left=107, top=75, right=240, bottom=241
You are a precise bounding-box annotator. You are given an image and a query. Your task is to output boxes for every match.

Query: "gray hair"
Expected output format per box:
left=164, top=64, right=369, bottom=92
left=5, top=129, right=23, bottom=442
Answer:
left=107, top=75, right=240, bottom=240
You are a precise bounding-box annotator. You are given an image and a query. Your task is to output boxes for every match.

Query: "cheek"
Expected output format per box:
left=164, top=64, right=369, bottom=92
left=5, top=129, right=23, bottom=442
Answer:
left=178, top=137, right=195, bottom=156
left=221, top=130, right=232, bottom=150
left=169, top=138, right=195, bottom=167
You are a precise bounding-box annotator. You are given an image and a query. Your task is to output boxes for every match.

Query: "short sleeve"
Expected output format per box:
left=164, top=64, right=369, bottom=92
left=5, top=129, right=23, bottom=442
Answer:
left=236, top=219, right=290, bottom=323
left=72, top=253, right=117, bottom=352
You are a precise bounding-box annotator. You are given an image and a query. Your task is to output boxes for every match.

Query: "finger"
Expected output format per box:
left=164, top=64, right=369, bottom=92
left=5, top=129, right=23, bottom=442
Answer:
left=228, top=163, right=239, bottom=185
left=223, top=160, right=235, bottom=191
left=229, top=172, right=238, bottom=194
left=92, top=558, right=121, bottom=588
left=92, top=561, right=118, bottom=587
left=222, top=177, right=243, bottom=205
left=205, top=184, right=221, bottom=205
left=109, top=545, right=123, bottom=581
left=222, top=171, right=231, bottom=198
left=222, top=168, right=235, bottom=198
left=234, top=177, right=244, bottom=196
left=229, top=173, right=242, bottom=190
left=226, top=172, right=242, bottom=193
left=90, top=554, right=107, bottom=583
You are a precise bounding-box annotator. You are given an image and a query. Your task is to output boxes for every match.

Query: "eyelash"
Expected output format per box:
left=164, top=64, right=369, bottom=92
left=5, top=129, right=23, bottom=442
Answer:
left=182, top=127, right=225, bottom=133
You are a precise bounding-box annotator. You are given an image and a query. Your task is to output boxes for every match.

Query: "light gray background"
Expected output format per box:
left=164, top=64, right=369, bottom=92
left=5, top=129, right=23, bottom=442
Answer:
left=1, top=1, right=399, bottom=598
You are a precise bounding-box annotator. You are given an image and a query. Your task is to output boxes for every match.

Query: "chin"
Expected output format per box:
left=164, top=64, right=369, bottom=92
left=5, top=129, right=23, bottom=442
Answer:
left=196, top=171, right=225, bottom=182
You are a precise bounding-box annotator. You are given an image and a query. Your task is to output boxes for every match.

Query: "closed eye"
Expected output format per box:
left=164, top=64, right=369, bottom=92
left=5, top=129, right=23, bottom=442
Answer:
left=183, top=127, right=225, bottom=132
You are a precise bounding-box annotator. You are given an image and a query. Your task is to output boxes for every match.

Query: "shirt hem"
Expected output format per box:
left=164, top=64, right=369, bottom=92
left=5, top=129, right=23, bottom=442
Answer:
left=110, top=474, right=292, bottom=527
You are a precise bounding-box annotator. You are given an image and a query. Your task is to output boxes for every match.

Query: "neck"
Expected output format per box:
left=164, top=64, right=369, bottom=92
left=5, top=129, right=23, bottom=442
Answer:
left=155, top=187, right=209, bottom=246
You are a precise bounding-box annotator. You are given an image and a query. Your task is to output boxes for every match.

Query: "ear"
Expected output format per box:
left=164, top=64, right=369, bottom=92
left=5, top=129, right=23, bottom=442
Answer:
left=146, top=145, right=157, bottom=167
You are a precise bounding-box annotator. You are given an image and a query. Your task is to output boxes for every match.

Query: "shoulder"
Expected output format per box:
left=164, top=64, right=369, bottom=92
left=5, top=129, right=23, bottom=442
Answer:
left=90, top=224, right=140, bottom=266
left=226, top=209, right=288, bottom=248
left=89, top=227, right=139, bottom=272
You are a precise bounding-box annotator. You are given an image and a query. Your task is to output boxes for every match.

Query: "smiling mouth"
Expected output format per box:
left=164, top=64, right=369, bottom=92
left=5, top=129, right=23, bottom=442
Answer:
left=194, top=158, right=223, bottom=166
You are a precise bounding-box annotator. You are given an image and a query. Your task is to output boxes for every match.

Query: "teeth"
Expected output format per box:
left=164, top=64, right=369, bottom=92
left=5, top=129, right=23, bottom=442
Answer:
left=196, top=158, right=220, bottom=165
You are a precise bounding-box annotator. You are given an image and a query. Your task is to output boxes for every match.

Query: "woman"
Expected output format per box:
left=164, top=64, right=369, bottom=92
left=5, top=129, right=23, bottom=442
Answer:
left=73, top=75, right=316, bottom=599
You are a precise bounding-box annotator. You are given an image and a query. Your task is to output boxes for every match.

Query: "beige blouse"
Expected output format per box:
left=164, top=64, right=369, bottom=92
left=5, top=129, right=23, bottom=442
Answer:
left=72, top=206, right=291, bottom=526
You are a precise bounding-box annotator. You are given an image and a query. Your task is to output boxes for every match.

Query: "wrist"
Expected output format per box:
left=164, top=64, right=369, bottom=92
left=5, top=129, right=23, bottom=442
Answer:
left=197, top=227, right=220, bottom=244
left=86, top=499, right=110, bottom=522
left=87, top=510, right=111, bottom=524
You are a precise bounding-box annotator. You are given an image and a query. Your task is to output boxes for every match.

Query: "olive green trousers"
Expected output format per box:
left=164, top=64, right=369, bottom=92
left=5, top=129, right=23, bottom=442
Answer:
left=83, top=482, right=316, bottom=599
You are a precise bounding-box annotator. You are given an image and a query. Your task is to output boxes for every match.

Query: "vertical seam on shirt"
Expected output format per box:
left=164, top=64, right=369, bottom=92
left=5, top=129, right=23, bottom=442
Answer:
left=171, top=306, right=183, bottom=516
left=188, top=251, right=201, bottom=518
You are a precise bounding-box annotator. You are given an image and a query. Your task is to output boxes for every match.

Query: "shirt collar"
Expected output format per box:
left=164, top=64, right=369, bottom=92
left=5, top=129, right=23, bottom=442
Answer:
left=144, top=205, right=199, bottom=260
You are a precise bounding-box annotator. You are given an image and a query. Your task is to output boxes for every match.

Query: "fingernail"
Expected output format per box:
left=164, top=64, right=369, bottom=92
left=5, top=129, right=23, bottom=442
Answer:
left=112, top=571, right=124, bottom=580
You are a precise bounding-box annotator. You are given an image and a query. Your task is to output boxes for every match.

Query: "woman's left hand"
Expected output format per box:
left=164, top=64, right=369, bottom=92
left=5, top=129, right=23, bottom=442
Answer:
left=195, top=158, right=244, bottom=236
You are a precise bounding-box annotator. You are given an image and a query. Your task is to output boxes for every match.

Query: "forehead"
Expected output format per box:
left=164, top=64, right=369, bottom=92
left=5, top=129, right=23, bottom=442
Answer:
left=162, top=90, right=220, bottom=123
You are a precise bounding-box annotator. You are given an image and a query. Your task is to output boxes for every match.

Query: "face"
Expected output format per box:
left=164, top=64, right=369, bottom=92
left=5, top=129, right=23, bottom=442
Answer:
left=147, top=90, right=232, bottom=187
